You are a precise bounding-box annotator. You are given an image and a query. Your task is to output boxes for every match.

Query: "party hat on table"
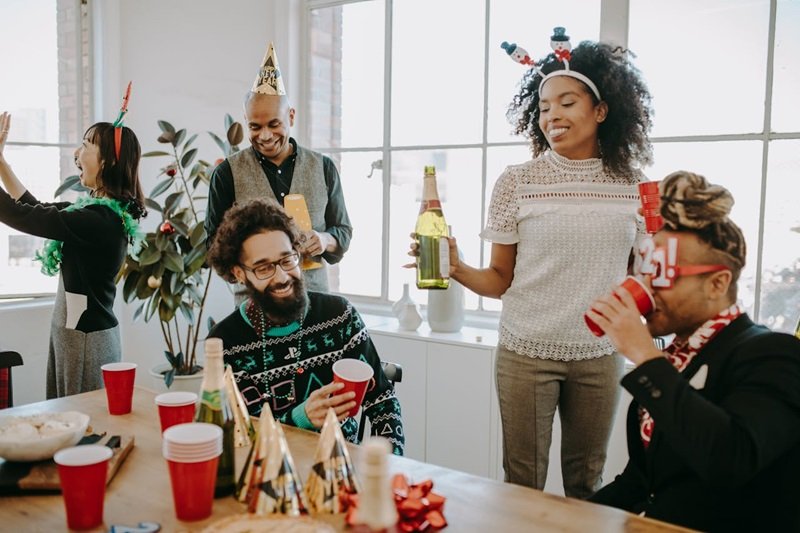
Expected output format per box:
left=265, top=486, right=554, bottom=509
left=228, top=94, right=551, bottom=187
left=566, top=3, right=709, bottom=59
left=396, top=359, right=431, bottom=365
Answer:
left=252, top=41, right=287, bottom=96
left=249, top=424, right=308, bottom=516
left=224, top=365, right=255, bottom=448
left=304, top=408, right=360, bottom=513
left=236, top=403, right=276, bottom=502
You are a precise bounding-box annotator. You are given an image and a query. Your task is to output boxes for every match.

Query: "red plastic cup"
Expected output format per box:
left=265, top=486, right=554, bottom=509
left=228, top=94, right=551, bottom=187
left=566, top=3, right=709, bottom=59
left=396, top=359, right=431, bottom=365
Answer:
left=333, top=358, right=375, bottom=417
left=101, top=362, right=137, bottom=415
left=54, top=445, right=113, bottom=530
left=163, top=423, right=222, bottom=521
left=638, top=181, right=663, bottom=234
left=155, top=391, right=198, bottom=433
left=585, top=276, right=656, bottom=337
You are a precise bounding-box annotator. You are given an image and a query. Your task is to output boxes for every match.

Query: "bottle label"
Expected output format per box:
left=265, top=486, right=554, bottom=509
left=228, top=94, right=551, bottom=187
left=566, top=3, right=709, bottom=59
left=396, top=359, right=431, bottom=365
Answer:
left=200, top=389, right=222, bottom=411
left=438, top=238, right=450, bottom=278
left=419, top=199, right=442, bottom=213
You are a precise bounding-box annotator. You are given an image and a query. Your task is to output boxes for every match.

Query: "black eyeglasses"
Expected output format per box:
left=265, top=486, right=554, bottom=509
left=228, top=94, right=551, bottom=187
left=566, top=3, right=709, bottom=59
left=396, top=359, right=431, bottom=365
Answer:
left=240, top=252, right=300, bottom=280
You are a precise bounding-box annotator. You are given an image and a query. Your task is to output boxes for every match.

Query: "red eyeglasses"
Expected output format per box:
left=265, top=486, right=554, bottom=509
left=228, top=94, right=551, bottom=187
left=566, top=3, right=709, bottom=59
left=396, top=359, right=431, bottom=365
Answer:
left=635, top=236, right=729, bottom=289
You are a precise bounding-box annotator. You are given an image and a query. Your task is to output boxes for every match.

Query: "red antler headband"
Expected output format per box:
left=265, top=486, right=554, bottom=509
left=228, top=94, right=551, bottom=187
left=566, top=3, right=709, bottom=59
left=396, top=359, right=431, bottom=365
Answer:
left=112, top=81, right=132, bottom=161
left=501, top=27, right=601, bottom=100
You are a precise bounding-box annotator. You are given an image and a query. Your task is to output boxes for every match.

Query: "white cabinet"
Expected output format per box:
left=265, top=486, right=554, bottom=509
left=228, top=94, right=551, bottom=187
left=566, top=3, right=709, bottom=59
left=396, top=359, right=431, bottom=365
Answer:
left=366, top=317, right=502, bottom=479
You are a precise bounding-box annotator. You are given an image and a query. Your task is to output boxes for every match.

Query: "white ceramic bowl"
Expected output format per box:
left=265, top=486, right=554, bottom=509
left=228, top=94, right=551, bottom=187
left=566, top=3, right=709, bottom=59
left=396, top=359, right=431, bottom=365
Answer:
left=0, top=411, right=90, bottom=462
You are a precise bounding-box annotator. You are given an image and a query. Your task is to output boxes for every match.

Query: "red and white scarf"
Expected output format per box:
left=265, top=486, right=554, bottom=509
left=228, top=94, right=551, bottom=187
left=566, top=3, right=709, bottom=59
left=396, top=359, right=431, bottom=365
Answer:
left=638, top=304, right=742, bottom=448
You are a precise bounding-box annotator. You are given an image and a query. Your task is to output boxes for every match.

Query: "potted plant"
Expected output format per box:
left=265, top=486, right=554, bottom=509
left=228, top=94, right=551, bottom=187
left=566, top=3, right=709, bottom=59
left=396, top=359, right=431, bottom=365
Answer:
left=119, top=115, right=243, bottom=388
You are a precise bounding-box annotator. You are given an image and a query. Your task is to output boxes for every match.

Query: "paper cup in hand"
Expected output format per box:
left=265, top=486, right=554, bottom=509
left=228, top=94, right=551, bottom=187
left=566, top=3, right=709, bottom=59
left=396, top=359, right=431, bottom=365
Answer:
left=155, top=391, right=198, bottom=433
left=333, top=359, right=374, bottom=418
left=638, top=181, right=663, bottom=234
left=101, top=362, right=137, bottom=415
left=55, top=445, right=113, bottom=530
left=585, top=276, right=655, bottom=337
left=284, top=194, right=323, bottom=270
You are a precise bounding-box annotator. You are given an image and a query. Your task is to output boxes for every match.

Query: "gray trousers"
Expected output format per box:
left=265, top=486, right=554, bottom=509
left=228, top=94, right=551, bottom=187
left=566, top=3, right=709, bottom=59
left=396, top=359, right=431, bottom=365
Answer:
left=495, top=344, right=623, bottom=499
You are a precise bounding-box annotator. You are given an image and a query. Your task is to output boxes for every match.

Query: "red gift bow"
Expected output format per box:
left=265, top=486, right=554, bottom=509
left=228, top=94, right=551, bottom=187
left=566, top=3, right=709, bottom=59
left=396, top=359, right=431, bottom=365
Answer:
left=344, top=473, right=447, bottom=531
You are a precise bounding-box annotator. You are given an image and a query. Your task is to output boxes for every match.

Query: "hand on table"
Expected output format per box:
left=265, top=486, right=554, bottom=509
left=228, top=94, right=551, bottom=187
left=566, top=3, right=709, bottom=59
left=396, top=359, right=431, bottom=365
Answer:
left=304, top=382, right=356, bottom=428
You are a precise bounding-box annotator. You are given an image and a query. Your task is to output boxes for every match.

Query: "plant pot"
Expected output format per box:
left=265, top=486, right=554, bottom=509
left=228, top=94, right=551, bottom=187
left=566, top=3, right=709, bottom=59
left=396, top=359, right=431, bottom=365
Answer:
left=148, top=363, right=204, bottom=394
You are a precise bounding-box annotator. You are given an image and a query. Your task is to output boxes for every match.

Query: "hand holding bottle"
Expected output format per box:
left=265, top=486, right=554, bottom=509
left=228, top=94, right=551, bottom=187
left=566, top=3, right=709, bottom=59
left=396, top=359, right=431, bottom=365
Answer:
left=404, top=233, right=461, bottom=277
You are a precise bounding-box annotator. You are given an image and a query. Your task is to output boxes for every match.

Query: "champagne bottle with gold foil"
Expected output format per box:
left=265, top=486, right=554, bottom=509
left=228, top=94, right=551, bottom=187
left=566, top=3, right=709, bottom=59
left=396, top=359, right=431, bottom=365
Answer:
left=795, top=315, right=800, bottom=340
left=415, top=166, right=450, bottom=290
left=196, top=338, right=236, bottom=498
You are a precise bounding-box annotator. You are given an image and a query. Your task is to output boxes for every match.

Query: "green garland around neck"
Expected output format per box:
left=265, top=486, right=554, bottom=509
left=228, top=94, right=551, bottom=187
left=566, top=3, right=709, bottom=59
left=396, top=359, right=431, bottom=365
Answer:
left=35, top=195, right=144, bottom=276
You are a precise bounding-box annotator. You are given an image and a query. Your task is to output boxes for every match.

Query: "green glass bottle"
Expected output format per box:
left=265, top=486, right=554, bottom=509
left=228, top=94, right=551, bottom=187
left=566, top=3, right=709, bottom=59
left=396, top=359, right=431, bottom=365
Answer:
left=794, top=315, right=800, bottom=340
left=415, top=165, right=450, bottom=290
left=195, top=337, right=236, bottom=498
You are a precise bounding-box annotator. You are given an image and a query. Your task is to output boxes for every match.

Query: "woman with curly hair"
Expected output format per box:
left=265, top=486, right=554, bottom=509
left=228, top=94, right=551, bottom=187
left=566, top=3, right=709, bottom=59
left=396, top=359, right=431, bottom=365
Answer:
left=0, top=108, right=146, bottom=399
left=421, top=28, right=654, bottom=497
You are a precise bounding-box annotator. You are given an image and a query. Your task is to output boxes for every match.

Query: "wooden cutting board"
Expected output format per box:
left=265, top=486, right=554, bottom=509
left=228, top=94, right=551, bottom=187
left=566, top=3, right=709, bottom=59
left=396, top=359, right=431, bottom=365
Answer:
left=0, top=432, right=134, bottom=494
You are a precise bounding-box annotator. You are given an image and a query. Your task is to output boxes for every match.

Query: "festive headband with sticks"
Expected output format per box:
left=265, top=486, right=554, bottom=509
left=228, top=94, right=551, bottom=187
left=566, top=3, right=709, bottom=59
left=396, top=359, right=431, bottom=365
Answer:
left=112, top=81, right=132, bottom=161
left=501, top=27, right=601, bottom=100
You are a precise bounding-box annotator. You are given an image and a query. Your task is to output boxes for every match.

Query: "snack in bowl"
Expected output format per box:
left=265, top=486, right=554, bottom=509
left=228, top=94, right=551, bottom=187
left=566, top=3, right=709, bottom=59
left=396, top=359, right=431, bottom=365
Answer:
left=0, top=411, right=90, bottom=462
left=202, top=515, right=336, bottom=533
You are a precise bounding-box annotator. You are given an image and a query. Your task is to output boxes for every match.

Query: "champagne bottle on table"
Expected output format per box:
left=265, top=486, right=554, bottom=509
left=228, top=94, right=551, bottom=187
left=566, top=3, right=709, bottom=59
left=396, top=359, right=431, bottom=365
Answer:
left=196, top=337, right=236, bottom=498
left=415, top=165, right=450, bottom=290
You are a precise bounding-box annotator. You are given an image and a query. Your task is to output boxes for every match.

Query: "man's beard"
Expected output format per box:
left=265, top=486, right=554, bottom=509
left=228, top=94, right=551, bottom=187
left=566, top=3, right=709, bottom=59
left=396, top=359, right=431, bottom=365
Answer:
left=245, top=275, right=308, bottom=325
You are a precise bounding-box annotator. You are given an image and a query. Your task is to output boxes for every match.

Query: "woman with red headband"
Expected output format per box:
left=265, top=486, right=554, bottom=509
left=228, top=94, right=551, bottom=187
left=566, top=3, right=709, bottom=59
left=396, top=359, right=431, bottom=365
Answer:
left=0, top=96, right=146, bottom=398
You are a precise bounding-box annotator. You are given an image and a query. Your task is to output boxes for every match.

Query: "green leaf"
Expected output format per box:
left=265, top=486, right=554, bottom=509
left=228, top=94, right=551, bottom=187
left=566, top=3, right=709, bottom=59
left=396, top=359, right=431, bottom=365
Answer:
left=138, top=245, right=162, bottom=266
left=181, top=148, right=198, bottom=168
left=179, top=302, right=194, bottom=323
left=155, top=229, right=171, bottom=251
left=183, top=133, right=198, bottom=149
left=173, top=129, right=186, bottom=148
left=163, top=250, right=184, bottom=273
left=189, top=222, right=206, bottom=248
left=164, top=350, right=178, bottom=367
left=122, top=270, right=140, bottom=302
left=170, top=219, right=190, bottom=238
left=142, top=150, right=171, bottom=157
left=224, top=113, right=234, bottom=130
left=159, top=299, right=177, bottom=322
left=164, top=368, right=175, bottom=388
left=157, top=120, right=175, bottom=134
left=145, top=198, right=162, bottom=213
left=208, top=132, right=226, bottom=154
left=145, top=292, right=160, bottom=321
left=132, top=301, right=145, bottom=322
left=54, top=175, right=88, bottom=197
left=149, top=177, right=175, bottom=198
left=163, top=191, right=185, bottom=216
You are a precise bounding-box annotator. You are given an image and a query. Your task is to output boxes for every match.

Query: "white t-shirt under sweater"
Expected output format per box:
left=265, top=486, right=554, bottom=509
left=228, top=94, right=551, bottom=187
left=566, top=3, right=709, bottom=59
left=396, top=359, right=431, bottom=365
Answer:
left=480, top=150, right=646, bottom=361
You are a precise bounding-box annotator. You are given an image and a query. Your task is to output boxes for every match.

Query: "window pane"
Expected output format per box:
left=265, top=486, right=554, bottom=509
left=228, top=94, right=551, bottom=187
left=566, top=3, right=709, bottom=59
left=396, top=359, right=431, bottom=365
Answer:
left=771, top=0, right=800, bottom=132
left=488, top=2, right=601, bottom=143
left=0, top=145, right=67, bottom=297
left=482, top=145, right=531, bottom=312
left=322, top=151, right=383, bottom=298
left=0, top=0, right=61, bottom=144
left=629, top=0, right=769, bottom=137
left=388, top=149, right=483, bottom=310
left=647, top=141, right=763, bottom=314
left=309, top=1, right=384, bottom=149
left=392, top=0, right=484, bottom=146
left=760, top=140, right=800, bottom=333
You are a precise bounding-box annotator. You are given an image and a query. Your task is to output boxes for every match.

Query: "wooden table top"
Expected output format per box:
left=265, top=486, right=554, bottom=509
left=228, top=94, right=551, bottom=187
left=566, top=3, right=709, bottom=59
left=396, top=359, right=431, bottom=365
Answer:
left=0, top=387, right=694, bottom=532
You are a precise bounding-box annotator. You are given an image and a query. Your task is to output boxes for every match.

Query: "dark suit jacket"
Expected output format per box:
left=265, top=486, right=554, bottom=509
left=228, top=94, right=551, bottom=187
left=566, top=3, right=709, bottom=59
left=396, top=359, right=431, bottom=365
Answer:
left=591, top=315, right=800, bottom=532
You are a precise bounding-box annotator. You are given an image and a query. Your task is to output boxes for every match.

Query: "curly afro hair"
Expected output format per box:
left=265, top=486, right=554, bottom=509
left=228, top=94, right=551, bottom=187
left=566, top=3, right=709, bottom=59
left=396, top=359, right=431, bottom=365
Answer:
left=659, top=170, right=746, bottom=299
left=508, top=41, right=654, bottom=177
left=207, top=198, right=301, bottom=283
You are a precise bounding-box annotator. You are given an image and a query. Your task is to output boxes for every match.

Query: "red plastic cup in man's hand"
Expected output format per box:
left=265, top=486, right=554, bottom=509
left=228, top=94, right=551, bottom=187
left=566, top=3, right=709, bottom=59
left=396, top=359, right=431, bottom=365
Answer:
left=101, top=362, right=137, bottom=415
left=155, top=391, right=198, bottom=433
left=332, top=359, right=375, bottom=418
left=585, top=276, right=655, bottom=337
left=55, top=444, right=113, bottom=530
left=638, top=181, right=663, bottom=234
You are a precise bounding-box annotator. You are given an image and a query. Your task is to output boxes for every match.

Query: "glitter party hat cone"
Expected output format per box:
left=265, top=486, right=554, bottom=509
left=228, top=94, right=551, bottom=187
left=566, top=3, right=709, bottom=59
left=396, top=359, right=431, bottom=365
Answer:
left=224, top=365, right=255, bottom=448
left=235, top=404, right=276, bottom=502
left=251, top=41, right=286, bottom=96
left=305, top=409, right=360, bottom=513
left=249, top=424, right=308, bottom=516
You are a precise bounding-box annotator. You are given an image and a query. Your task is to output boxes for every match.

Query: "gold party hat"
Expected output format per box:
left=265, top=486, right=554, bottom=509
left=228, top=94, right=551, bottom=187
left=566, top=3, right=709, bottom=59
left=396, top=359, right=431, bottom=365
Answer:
left=236, top=404, right=276, bottom=502
left=224, top=365, right=255, bottom=448
left=252, top=41, right=287, bottom=96
left=305, top=408, right=360, bottom=513
left=249, top=424, right=308, bottom=516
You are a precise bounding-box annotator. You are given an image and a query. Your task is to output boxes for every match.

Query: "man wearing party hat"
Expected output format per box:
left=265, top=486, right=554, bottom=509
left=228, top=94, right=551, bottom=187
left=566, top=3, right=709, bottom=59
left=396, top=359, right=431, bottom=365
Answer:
left=206, top=42, right=352, bottom=294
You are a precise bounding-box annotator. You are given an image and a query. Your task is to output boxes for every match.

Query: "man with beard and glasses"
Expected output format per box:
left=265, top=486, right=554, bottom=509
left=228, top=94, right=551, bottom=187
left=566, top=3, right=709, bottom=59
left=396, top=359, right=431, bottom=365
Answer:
left=207, top=199, right=404, bottom=455
left=586, top=171, right=800, bottom=531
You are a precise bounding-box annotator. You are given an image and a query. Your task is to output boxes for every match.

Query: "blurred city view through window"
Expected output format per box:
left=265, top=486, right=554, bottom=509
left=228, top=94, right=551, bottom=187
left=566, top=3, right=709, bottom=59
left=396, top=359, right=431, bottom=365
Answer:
left=306, top=0, right=800, bottom=332
left=0, top=0, right=89, bottom=298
